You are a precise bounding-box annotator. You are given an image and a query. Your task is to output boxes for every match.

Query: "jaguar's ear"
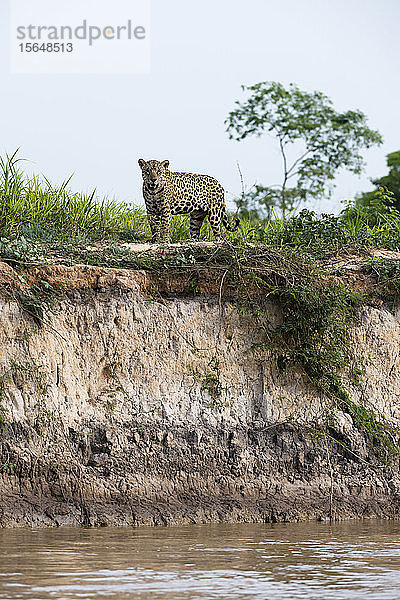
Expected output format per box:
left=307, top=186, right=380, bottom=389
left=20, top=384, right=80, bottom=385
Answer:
left=138, top=158, right=146, bottom=169
left=161, top=160, right=169, bottom=170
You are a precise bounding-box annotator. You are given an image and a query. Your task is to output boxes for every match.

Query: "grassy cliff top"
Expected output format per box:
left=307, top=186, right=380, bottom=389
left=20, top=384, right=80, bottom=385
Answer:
left=1, top=150, right=400, bottom=283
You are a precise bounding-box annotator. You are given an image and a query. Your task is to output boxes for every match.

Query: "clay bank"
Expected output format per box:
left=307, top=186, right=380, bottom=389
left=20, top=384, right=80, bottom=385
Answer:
left=1, top=242, right=400, bottom=527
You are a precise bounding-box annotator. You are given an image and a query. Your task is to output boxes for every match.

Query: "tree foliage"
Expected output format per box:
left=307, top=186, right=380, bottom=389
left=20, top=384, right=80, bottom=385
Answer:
left=342, top=187, right=399, bottom=227
left=357, top=150, right=400, bottom=210
left=235, top=184, right=277, bottom=220
left=226, top=82, right=383, bottom=217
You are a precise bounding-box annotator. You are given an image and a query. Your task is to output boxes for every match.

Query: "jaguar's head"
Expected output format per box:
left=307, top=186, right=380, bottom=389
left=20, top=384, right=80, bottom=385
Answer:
left=138, top=158, right=170, bottom=192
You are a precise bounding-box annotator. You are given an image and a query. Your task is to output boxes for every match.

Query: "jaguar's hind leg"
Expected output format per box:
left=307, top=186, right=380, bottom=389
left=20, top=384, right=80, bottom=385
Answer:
left=208, top=210, right=222, bottom=241
left=189, top=210, right=206, bottom=241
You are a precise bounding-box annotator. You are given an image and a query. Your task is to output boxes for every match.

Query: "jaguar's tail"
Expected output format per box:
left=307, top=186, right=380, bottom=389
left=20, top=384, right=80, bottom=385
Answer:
left=222, top=212, right=240, bottom=232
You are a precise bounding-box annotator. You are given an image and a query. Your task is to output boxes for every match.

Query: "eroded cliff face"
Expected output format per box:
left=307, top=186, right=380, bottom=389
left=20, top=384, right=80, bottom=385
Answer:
left=0, top=257, right=400, bottom=527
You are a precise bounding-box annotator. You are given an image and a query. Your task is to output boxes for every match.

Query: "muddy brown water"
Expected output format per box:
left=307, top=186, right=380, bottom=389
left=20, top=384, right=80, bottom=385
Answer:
left=1, top=521, right=400, bottom=599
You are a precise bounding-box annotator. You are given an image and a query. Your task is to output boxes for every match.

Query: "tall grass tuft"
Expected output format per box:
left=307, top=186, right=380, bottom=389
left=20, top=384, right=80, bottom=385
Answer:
left=0, top=151, right=148, bottom=240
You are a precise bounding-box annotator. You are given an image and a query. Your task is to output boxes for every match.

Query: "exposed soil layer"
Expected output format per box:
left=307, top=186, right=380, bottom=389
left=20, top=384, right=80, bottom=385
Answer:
left=1, top=247, right=400, bottom=527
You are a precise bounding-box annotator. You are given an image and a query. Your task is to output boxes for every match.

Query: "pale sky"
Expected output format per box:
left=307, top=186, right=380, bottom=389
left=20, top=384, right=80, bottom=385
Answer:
left=1, top=0, right=399, bottom=213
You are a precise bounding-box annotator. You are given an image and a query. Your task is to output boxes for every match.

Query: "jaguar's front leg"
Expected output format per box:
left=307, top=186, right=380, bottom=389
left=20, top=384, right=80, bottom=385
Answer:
left=147, top=213, right=161, bottom=243
left=160, top=206, right=171, bottom=243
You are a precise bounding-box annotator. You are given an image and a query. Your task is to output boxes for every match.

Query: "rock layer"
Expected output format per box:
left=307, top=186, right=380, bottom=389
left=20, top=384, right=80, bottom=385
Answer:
left=0, top=260, right=400, bottom=527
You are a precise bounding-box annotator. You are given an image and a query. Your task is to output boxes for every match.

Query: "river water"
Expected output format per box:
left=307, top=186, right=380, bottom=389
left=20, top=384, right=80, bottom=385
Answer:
left=1, top=521, right=400, bottom=599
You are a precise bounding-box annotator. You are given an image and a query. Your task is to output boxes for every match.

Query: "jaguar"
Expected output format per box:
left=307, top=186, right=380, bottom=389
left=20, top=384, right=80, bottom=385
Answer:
left=138, top=158, right=240, bottom=242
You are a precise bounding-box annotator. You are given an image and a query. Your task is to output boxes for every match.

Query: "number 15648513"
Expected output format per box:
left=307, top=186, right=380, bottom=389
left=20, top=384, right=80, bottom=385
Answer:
left=19, top=43, right=73, bottom=52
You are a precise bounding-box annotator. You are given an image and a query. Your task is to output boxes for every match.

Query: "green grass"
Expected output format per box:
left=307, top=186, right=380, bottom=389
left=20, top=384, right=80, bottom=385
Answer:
left=1, top=151, right=400, bottom=255
left=0, top=151, right=147, bottom=240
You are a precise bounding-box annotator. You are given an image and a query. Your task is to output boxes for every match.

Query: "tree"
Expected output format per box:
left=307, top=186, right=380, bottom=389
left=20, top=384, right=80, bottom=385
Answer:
left=226, top=82, right=383, bottom=218
left=357, top=150, right=400, bottom=210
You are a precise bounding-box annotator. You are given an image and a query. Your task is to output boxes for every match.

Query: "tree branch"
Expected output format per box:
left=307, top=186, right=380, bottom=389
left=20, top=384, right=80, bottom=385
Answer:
left=286, top=149, right=312, bottom=177
left=279, top=137, right=289, bottom=218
